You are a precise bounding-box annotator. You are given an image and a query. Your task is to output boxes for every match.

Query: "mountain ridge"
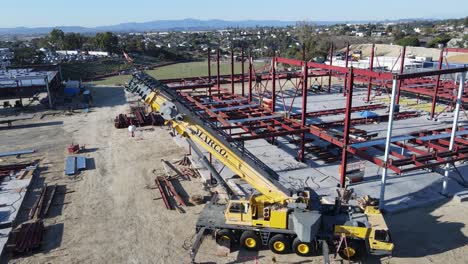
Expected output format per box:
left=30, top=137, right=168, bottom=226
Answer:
left=0, top=18, right=438, bottom=35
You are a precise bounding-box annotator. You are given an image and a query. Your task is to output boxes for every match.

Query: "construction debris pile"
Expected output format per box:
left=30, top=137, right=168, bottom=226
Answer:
left=153, top=157, right=202, bottom=212
left=114, top=106, right=164, bottom=128
left=0, top=150, right=44, bottom=256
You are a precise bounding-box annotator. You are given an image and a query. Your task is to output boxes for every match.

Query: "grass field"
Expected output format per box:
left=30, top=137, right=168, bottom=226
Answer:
left=62, top=55, right=170, bottom=82
left=62, top=58, right=133, bottom=81
left=89, top=60, right=268, bottom=86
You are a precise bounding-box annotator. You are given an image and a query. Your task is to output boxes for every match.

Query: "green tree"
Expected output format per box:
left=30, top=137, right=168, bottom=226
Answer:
left=62, top=33, right=84, bottom=50
left=13, top=47, right=43, bottom=65
left=49, top=29, right=65, bottom=49
left=427, top=34, right=452, bottom=48
left=95, top=32, right=119, bottom=54
left=396, top=36, right=420, bottom=47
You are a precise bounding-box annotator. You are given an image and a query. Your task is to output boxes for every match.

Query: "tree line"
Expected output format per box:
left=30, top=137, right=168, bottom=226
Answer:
left=36, top=29, right=120, bottom=54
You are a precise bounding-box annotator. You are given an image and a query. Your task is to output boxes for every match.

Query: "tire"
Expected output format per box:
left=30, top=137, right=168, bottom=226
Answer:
left=292, top=237, right=315, bottom=257
left=216, top=229, right=234, bottom=246
left=268, top=234, right=290, bottom=254
left=240, top=231, right=260, bottom=251
left=338, top=240, right=366, bottom=261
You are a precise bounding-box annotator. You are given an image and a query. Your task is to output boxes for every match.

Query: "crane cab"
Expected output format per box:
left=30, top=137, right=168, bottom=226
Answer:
left=225, top=197, right=288, bottom=229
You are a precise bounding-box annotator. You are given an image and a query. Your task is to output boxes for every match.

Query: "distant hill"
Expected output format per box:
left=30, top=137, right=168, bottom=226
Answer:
left=0, top=19, right=296, bottom=35
left=0, top=18, right=438, bottom=35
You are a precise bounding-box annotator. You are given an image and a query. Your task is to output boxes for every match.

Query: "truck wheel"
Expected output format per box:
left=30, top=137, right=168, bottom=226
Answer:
left=292, top=237, right=314, bottom=257
left=268, top=234, right=290, bottom=254
left=240, top=231, right=260, bottom=251
left=338, top=240, right=366, bottom=261
left=216, top=229, right=234, bottom=245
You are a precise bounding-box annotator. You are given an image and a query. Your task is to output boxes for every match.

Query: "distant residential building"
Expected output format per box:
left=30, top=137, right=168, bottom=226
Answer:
left=0, top=48, right=14, bottom=68
left=57, top=50, right=79, bottom=55
left=87, top=51, right=109, bottom=57
left=371, top=31, right=386, bottom=37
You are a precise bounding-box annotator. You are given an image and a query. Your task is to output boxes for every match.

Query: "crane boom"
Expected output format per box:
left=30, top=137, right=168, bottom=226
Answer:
left=126, top=71, right=291, bottom=202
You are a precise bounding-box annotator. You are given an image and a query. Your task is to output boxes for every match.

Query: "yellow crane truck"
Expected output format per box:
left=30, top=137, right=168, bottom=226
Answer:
left=126, top=72, right=394, bottom=262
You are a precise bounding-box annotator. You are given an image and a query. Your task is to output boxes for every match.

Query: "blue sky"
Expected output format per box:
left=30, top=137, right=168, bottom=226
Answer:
left=1, top=0, right=467, bottom=27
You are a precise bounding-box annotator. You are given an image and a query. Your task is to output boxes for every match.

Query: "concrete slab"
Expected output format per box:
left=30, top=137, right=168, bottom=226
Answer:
left=167, top=86, right=468, bottom=213
left=0, top=166, right=36, bottom=255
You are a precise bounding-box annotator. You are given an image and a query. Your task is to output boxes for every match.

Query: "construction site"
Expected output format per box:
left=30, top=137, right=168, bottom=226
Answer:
left=0, top=43, right=467, bottom=264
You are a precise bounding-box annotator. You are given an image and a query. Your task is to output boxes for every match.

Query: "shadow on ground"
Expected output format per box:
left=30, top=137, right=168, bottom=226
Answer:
left=0, top=121, right=63, bottom=131
left=364, top=197, right=467, bottom=264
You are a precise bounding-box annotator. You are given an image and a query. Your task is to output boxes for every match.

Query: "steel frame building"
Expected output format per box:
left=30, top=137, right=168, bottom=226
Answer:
left=157, top=46, right=468, bottom=194
left=0, top=65, right=62, bottom=108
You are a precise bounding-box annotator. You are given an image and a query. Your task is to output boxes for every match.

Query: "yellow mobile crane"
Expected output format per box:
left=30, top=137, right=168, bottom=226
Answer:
left=126, top=72, right=394, bottom=262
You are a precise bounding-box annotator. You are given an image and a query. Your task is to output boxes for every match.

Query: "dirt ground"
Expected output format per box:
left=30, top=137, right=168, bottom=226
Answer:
left=1, top=85, right=467, bottom=264
left=346, top=44, right=468, bottom=62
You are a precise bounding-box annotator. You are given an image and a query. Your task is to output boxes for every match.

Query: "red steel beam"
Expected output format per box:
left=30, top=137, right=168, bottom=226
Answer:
left=290, top=104, right=386, bottom=119
left=233, top=129, right=309, bottom=141
left=340, top=68, right=354, bottom=187
left=352, top=68, right=393, bottom=80
left=231, top=49, right=235, bottom=94
left=431, top=48, right=444, bottom=119
left=367, top=43, right=375, bottom=102
left=208, top=48, right=212, bottom=97
left=276, top=57, right=304, bottom=66
left=217, top=48, right=221, bottom=96
left=241, top=47, right=245, bottom=97
left=272, top=57, right=276, bottom=112
left=343, top=43, right=350, bottom=96
left=248, top=51, right=253, bottom=102
left=329, top=44, right=334, bottom=94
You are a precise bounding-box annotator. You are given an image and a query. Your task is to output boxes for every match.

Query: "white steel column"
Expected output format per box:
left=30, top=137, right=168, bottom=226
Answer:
left=442, top=72, right=466, bottom=195
left=379, top=78, right=398, bottom=209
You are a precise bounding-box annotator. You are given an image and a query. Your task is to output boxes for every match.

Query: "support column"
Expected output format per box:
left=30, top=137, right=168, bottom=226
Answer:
left=431, top=48, right=444, bottom=119
left=241, top=47, right=245, bottom=97
left=45, top=76, right=53, bottom=108
left=217, top=48, right=220, bottom=96
left=248, top=51, right=253, bottom=102
left=442, top=72, right=466, bottom=195
left=208, top=48, right=212, bottom=98
left=343, top=43, right=350, bottom=96
left=271, top=57, right=276, bottom=112
left=340, top=68, right=354, bottom=187
left=186, top=138, right=233, bottom=197
left=328, top=44, right=333, bottom=93
left=299, top=62, right=308, bottom=162
left=367, top=43, right=375, bottom=102
left=396, top=46, right=406, bottom=104
left=58, top=64, right=63, bottom=81
left=231, top=49, right=235, bottom=94
left=379, top=77, right=399, bottom=210
left=209, top=153, right=213, bottom=183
